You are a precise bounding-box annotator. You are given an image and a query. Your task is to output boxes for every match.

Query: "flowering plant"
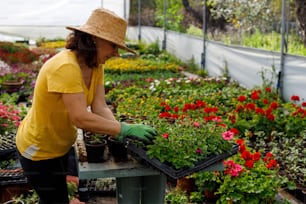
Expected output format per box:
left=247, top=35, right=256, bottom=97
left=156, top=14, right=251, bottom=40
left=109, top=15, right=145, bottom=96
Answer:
left=214, top=138, right=293, bottom=203
left=0, top=41, right=38, bottom=64
left=0, top=101, right=21, bottom=135
left=226, top=87, right=283, bottom=139
left=146, top=99, right=236, bottom=169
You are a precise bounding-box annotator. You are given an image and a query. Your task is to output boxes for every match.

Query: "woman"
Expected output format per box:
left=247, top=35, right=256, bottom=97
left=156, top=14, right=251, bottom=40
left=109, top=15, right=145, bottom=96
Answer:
left=16, top=8, right=156, bottom=204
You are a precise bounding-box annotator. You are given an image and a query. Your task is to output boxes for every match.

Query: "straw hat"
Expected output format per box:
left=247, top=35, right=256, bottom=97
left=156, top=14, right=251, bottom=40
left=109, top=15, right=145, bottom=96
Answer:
left=66, top=8, right=135, bottom=54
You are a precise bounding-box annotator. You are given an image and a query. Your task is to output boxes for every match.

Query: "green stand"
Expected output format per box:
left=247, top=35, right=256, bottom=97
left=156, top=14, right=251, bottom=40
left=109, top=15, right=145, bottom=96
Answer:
left=116, top=174, right=166, bottom=204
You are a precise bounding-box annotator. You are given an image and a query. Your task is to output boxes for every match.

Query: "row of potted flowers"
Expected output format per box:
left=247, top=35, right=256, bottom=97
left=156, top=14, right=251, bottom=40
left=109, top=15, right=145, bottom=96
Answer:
left=105, top=67, right=304, bottom=202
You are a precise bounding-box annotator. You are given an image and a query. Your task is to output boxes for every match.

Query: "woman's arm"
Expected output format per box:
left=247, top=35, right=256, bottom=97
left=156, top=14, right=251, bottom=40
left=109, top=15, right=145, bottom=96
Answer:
left=62, top=91, right=120, bottom=137
left=90, top=84, right=116, bottom=121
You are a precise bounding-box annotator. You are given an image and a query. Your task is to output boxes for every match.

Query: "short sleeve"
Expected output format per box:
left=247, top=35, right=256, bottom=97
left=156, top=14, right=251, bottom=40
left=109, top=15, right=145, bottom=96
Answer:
left=47, top=64, right=84, bottom=93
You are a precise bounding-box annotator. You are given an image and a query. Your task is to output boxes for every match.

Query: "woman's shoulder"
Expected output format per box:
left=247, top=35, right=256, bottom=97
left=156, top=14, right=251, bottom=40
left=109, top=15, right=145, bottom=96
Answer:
left=55, top=49, right=76, bottom=60
left=47, top=49, right=78, bottom=65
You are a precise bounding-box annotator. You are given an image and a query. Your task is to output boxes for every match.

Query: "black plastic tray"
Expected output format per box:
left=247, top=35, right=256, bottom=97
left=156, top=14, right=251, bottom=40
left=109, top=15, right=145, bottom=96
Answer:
left=0, top=168, right=28, bottom=186
left=127, top=143, right=239, bottom=179
left=0, top=134, right=17, bottom=161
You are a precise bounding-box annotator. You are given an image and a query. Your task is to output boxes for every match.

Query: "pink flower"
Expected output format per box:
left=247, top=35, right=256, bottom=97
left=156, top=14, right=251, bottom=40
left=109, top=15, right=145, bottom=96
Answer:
left=224, top=160, right=243, bottom=177
left=222, top=130, right=234, bottom=140
left=195, top=147, right=203, bottom=154
left=193, top=122, right=200, bottom=128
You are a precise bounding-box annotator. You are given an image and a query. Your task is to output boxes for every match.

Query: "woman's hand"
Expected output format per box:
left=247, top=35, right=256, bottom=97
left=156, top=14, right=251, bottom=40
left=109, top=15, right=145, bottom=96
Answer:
left=118, top=122, right=157, bottom=143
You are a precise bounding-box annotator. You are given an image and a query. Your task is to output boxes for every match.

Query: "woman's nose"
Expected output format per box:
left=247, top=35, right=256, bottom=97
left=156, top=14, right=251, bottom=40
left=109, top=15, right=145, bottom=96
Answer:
left=113, top=48, right=119, bottom=57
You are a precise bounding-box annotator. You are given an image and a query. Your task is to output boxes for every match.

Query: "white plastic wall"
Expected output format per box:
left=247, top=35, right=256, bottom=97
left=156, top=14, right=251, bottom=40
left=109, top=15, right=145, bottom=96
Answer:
left=127, top=26, right=306, bottom=103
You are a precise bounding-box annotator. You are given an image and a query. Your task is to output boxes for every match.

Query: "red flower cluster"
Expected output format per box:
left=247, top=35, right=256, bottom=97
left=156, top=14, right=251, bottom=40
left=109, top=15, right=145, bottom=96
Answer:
left=291, top=95, right=300, bottom=101
left=236, top=139, right=278, bottom=170
left=263, top=152, right=278, bottom=169
left=0, top=41, right=38, bottom=64
left=158, top=100, right=212, bottom=121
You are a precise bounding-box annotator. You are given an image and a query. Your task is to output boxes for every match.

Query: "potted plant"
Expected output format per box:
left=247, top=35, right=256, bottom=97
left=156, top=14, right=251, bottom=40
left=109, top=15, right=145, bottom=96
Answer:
left=214, top=138, right=295, bottom=203
left=107, top=136, right=128, bottom=162
left=0, top=63, right=29, bottom=94
left=165, top=188, right=189, bottom=204
left=192, top=171, right=223, bottom=201
left=83, top=131, right=107, bottom=163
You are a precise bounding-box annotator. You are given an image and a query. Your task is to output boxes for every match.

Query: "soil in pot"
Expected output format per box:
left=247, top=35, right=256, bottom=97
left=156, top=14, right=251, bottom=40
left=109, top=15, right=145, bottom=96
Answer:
left=176, top=177, right=196, bottom=196
left=85, top=139, right=107, bottom=163
left=107, top=136, right=128, bottom=162
left=83, top=131, right=108, bottom=143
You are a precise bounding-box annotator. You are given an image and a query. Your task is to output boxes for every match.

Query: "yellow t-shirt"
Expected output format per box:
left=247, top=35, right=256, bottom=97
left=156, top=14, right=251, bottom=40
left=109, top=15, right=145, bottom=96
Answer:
left=16, top=50, right=103, bottom=160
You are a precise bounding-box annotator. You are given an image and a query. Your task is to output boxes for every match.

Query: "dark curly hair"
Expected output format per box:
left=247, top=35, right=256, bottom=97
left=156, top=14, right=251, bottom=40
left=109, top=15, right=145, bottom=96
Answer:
left=65, top=30, right=98, bottom=68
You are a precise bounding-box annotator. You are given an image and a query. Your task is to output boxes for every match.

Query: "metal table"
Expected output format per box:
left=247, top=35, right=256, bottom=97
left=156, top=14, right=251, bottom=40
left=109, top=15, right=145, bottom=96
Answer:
left=75, top=136, right=166, bottom=204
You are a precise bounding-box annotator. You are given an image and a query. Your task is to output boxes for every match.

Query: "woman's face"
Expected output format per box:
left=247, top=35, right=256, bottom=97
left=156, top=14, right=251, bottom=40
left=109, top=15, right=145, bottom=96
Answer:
left=95, top=38, right=119, bottom=64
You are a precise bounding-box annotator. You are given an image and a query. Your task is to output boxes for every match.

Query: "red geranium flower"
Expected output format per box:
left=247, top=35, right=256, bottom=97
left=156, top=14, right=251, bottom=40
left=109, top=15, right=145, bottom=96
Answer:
left=162, top=133, right=169, bottom=139
left=291, top=95, right=300, bottom=101
left=244, top=160, right=254, bottom=169
left=238, top=95, right=247, bottom=102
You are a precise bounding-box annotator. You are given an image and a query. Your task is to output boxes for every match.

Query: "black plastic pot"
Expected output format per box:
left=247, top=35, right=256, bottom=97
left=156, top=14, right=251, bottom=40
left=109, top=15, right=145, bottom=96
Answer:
left=85, top=139, right=107, bottom=163
left=107, top=136, right=128, bottom=162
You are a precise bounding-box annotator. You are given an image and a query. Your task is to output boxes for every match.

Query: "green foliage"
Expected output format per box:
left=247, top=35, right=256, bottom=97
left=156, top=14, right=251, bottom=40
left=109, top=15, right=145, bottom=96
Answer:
left=155, top=0, right=184, bottom=32
left=209, top=0, right=277, bottom=34
left=67, top=182, right=78, bottom=200
left=189, top=191, right=204, bottom=203
left=139, top=41, right=161, bottom=56
left=0, top=92, right=19, bottom=105
left=184, top=56, right=202, bottom=74
left=147, top=120, right=234, bottom=169
left=165, top=188, right=189, bottom=204
left=270, top=131, right=306, bottom=188
left=0, top=159, right=16, bottom=169
left=186, top=25, right=203, bottom=37
left=14, top=182, right=78, bottom=203
left=13, top=189, right=39, bottom=204
left=193, top=171, right=223, bottom=192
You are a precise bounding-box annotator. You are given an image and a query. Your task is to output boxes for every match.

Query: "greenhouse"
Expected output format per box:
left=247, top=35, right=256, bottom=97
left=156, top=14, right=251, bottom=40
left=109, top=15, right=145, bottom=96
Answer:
left=0, top=1, right=305, bottom=204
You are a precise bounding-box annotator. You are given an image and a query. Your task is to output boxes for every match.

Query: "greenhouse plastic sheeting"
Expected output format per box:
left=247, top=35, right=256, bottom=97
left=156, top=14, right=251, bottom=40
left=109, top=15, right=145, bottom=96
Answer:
left=0, top=0, right=129, bottom=40
left=127, top=26, right=306, bottom=103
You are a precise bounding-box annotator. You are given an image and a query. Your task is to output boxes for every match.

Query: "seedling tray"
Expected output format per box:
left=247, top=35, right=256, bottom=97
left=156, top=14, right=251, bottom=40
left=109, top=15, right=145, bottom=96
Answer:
left=127, top=142, right=239, bottom=179
left=0, top=168, right=28, bottom=186
left=0, top=134, right=17, bottom=160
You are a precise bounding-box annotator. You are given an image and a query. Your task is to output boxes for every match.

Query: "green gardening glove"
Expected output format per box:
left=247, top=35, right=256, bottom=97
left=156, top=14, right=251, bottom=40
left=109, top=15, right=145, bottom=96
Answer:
left=118, top=122, right=157, bottom=143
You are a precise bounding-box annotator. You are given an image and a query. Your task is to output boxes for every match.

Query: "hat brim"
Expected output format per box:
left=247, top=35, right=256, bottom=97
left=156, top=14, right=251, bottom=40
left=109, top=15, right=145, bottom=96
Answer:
left=66, top=26, right=136, bottom=55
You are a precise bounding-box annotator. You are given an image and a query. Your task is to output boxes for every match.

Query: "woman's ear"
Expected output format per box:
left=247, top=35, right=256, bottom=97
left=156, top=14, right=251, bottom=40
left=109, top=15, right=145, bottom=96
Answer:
left=92, top=36, right=97, bottom=44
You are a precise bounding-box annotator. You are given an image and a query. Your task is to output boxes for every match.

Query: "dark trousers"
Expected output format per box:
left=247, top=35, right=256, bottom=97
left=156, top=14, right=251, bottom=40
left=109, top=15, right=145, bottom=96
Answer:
left=17, top=149, right=70, bottom=204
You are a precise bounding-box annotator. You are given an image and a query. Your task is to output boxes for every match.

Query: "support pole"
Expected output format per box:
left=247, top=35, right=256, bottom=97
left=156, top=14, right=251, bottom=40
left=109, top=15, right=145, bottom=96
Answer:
left=201, top=0, right=207, bottom=70
left=124, top=0, right=126, bottom=20
left=162, top=0, right=167, bottom=50
left=279, top=0, right=287, bottom=100
left=138, top=0, right=141, bottom=41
